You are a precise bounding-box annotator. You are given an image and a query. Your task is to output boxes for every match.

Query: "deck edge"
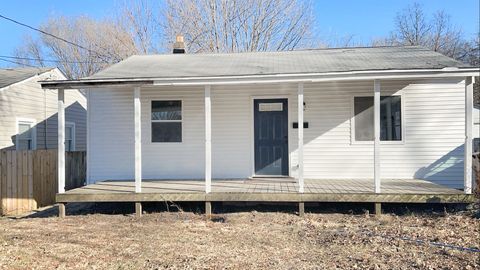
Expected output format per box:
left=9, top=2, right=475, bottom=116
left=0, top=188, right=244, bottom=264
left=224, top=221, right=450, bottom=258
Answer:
left=56, top=192, right=476, bottom=204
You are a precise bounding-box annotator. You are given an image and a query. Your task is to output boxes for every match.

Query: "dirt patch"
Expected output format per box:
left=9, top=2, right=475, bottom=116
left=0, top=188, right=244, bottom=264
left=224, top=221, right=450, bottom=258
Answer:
left=0, top=205, right=479, bottom=269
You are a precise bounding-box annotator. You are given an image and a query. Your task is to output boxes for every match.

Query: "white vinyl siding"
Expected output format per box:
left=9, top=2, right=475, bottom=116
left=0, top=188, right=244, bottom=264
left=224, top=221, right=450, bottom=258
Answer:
left=88, top=78, right=466, bottom=188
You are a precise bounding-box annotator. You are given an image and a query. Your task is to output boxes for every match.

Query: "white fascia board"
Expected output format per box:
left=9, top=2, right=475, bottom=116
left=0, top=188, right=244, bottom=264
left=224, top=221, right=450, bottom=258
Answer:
left=152, top=69, right=478, bottom=86
left=40, top=67, right=479, bottom=89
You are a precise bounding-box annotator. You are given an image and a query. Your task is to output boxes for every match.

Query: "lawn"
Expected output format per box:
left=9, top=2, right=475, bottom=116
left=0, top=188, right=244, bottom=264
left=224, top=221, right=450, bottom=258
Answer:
left=0, top=203, right=478, bottom=269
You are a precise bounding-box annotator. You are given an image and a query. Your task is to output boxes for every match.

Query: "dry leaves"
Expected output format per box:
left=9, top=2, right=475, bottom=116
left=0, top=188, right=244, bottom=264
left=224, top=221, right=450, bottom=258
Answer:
left=0, top=205, right=478, bottom=269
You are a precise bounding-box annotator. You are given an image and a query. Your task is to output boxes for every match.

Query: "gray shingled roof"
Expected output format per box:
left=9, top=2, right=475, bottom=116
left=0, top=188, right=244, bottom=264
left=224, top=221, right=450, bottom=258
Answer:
left=0, top=67, right=53, bottom=89
left=88, top=46, right=470, bottom=80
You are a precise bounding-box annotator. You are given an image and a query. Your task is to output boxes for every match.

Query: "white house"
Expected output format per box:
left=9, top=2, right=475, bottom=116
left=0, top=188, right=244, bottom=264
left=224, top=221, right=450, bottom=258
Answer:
left=0, top=67, right=86, bottom=151
left=41, top=45, right=478, bottom=217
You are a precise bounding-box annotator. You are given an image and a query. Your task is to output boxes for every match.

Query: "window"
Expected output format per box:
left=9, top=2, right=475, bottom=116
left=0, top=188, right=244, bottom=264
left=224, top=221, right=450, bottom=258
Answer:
left=151, top=100, right=182, bottom=142
left=16, top=120, right=36, bottom=150
left=259, top=103, right=283, bottom=112
left=65, top=122, right=75, bottom=151
left=353, top=96, right=402, bottom=142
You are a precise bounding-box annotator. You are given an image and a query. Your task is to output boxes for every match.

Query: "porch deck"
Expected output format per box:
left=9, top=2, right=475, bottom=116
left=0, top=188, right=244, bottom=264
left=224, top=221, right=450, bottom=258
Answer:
left=57, top=178, right=474, bottom=204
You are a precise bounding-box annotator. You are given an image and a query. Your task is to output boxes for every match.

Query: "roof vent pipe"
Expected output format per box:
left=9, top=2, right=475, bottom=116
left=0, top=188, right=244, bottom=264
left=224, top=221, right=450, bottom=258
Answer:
left=173, top=35, right=186, bottom=54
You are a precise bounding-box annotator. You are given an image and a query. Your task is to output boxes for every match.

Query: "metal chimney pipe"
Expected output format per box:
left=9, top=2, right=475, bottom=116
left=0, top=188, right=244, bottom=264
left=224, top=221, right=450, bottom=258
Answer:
left=173, top=35, right=185, bottom=54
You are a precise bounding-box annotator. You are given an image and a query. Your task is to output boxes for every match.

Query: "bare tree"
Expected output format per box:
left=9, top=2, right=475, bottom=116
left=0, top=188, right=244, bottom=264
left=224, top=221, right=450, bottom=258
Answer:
left=394, top=2, right=431, bottom=46
left=163, top=0, right=314, bottom=53
left=117, top=0, right=163, bottom=54
left=375, top=2, right=471, bottom=62
left=14, top=16, right=138, bottom=79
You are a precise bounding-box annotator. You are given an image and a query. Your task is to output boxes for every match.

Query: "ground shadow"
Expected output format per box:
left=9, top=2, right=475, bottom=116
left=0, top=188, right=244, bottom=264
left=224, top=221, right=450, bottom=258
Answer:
left=14, top=201, right=470, bottom=219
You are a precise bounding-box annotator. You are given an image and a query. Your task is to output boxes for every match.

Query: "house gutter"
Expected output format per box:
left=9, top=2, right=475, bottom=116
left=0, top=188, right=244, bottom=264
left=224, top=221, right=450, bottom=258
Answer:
left=40, top=67, right=479, bottom=89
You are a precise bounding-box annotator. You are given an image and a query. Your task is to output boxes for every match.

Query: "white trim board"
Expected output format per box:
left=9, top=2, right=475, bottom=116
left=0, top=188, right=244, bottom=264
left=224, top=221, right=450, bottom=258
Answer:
left=15, top=117, right=37, bottom=150
left=147, top=98, right=185, bottom=144
left=65, top=121, right=76, bottom=151
left=41, top=68, right=479, bottom=89
left=249, top=95, right=292, bottom=177
left=349, top=92, right=406, bottom=145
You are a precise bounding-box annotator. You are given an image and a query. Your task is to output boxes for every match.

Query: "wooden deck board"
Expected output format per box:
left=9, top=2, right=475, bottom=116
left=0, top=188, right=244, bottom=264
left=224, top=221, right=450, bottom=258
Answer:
left=65, top=178, right=464, bottom=194
left=56, top=178, right=474, bottom=204
left=57, top=178, right=474, bottom=203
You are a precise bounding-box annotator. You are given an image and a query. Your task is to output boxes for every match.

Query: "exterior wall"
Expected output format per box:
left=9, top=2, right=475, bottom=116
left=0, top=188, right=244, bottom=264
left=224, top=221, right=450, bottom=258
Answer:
left=0, top=69, right=87, bottom=151
left=88, top=78, right=466, bottom=188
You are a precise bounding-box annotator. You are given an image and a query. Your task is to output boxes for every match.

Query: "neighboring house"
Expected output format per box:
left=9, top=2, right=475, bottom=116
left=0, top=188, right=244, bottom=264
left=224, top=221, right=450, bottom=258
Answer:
left=41, top=45, right=478, bottom=211
left=0, top=67, right=86, bottom=151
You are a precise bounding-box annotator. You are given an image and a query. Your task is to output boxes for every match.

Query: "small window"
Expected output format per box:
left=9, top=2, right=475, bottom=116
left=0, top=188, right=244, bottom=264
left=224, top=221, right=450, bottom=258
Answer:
left=65, top=122, right=75, bottom=151
left=259, top=103, right=283, bottom=112
left=16, top=121, right=35, bottom=150
left=353, top=96, right=402, bottom=141
left=151, top=100, right=182, bottom=142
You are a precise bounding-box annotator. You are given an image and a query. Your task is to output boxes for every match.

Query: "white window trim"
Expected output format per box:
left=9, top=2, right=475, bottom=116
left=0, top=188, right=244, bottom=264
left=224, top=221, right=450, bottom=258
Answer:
left=350, top=93, right=405, bottom=145
left=65, top=121, right=76, bottom=151
left=149, top=99, right=184, bottom=144
left=15, top=117, right=37, bottom=150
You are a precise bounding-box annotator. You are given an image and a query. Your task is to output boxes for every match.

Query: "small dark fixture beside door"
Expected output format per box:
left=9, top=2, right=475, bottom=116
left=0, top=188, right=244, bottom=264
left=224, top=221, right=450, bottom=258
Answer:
left=293, top=122, right=309, bottom=129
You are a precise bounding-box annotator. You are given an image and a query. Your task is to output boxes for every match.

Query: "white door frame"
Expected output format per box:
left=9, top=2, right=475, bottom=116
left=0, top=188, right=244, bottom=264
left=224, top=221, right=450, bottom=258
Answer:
left=250, top=95, right=292, bottom=177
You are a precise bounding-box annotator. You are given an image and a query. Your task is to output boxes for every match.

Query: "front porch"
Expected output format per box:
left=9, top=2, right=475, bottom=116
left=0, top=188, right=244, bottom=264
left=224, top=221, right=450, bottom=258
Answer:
left=51, top=73, right=477, bottom=218
left=57, top=178, right=473, bottom=204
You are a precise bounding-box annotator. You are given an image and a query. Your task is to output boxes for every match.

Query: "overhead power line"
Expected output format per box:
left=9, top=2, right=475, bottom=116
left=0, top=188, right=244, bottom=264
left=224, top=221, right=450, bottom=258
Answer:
left=0, top=55, right=105, bottom=64
left=0, top=57, right=39, bottom=68
left=0, top=14, right=108, bottom=60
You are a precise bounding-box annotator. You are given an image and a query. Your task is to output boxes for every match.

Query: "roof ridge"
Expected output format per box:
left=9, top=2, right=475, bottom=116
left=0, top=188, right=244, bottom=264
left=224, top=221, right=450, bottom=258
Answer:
left=129, top=45, right=427, bottom=58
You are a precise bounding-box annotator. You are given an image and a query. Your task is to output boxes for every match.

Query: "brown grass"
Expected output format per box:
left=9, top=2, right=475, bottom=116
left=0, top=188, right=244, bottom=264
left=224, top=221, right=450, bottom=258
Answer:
left=0, top=205, right=479, bottom=270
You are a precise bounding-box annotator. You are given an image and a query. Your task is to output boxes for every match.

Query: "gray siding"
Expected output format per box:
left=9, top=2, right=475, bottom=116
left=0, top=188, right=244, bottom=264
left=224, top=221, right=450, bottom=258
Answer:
left=0, top=69, right=87, bottom=151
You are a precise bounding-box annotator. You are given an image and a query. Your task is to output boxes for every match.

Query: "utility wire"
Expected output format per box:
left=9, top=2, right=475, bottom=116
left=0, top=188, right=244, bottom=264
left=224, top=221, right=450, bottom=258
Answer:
left=0, top=57, right=39, bottom=68
left=0, top=14, right=108, bottom=61
left=0, top=55, right=105, bottom=64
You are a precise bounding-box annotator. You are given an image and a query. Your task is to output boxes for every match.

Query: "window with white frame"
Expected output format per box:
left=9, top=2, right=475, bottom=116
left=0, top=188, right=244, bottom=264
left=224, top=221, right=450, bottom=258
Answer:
left=353, top=96, right=402, bottom=141
left=16, top=120, right=36, bottom=150
left=151, top=100, right=182, bottom=142
left=65, top=122, right=75, bottom=151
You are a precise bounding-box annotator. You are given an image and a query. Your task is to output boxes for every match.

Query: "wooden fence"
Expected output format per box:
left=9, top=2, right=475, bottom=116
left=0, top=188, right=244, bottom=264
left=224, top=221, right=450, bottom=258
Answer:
left=0, top=150, right=86, bottom=216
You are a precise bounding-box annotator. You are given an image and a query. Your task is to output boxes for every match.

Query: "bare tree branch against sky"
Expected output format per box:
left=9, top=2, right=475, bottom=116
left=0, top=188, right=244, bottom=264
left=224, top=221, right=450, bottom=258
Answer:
left=163, top=0, right=313, bottom=53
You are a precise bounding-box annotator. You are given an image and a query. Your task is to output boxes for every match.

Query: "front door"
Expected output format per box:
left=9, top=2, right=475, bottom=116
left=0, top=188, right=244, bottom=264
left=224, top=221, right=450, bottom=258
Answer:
left=254, top=99, right=289, bottom=176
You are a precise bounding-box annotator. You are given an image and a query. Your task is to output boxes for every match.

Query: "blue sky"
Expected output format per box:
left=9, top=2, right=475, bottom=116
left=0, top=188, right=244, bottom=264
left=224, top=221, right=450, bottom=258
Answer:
left=0, top=0, right=478, bottom=66
left=314, top=0, right=479, bottom=45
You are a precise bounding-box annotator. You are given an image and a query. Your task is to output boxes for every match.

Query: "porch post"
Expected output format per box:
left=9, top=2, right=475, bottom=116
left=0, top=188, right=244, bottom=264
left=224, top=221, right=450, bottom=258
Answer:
left=464, top=77, right=473, bottom=194
left=374, top=80, right=381, bottom=193
left=205, top=85, right=212, bottom=193
left=134, top=87, right=142, bottom=193
left=298, top=83, right=304, bottom=193
left=58, top=89, right=65, bottom=194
